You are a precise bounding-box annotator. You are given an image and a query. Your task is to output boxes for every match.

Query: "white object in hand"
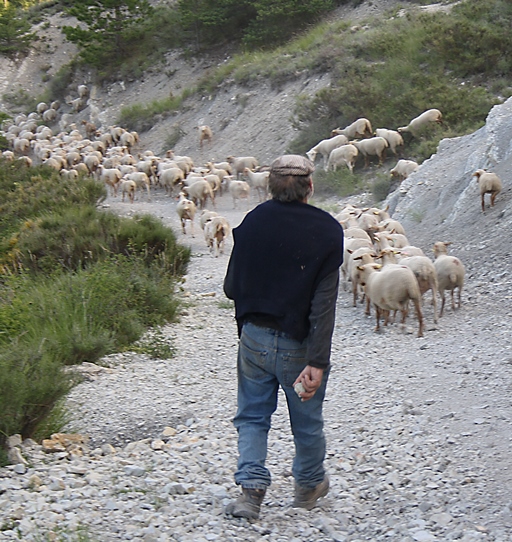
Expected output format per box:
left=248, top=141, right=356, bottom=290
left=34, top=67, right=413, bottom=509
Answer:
left=294, top=382, right=305, bottom=397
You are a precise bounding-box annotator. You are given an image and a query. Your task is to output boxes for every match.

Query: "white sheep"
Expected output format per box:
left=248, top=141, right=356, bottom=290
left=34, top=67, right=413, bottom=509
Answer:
left=176, top=193, right=197, bottom=235
left=43, top=107, right=57, bottom=122
left=398, top=108, right=443, bottom=137
left=227, top=156, right=259, bottom=178
left=374, top=128, right=404, bottom=157
left=198, top=125, right=213, bottom=148
left=228, top=180, right=251, bottom=209
left=125, top=171, right=151, bottom=201
left=472, top=169, right=503, bottom=212
left=204, top=215, right=231, bottom=257
left=325, top=144, right=359, bottom=173
left=350, top=137, right=388, bottom=168
left=96, top=165, right=122, bottom=196
left=397, top=255, right=439, bottom=324
left=243, top=167, right=269, bottom=201
left=120, top=180, right=137, bottom=203
left=182, top=179, right=215, bottom=210
left=331, top=118, right=373, bottom=139
left=390, top=159, right=419, bottom=181
left=78, top=84, right=89, bottom=98
left=357, top=262, right=424, bottom=337
left=199, top=210, right=219, bottom=230
left=433, top=241, right=465, bottom=317
left=158, top=167, right=185, bottom=196
left=306, top=134, right=349, bottom=165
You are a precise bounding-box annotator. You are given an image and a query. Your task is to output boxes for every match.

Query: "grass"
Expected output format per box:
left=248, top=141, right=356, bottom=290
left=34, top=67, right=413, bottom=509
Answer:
left=0, top=162, right=190, bottom=456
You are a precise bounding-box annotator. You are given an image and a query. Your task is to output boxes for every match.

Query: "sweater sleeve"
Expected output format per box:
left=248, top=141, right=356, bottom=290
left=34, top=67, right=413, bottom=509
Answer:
left=306, top=269, right=340, bottom=369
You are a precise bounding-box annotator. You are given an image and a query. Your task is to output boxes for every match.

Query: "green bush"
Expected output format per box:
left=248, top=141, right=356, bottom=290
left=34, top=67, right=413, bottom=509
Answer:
left=0, top=255, right=185, bottom=448
left=311, top=168, right=363, bottom=198
left=0, top=162, right=190, bottom=456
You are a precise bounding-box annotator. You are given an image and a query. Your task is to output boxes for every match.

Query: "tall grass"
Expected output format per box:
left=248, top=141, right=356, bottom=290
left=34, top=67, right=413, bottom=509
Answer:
left=0, top=163, right=190, bottom=455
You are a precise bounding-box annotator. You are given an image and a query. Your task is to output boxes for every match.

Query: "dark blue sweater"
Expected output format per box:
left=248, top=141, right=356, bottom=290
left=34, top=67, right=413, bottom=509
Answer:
left=224, top=199, right=344, bottom=344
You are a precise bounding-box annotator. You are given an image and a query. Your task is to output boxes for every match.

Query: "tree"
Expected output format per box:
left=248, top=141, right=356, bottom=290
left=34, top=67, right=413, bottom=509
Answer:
left=62, top=0, right=153, bottom=67
left=0, top=3, right=36, bottom=57
left=177, top=0, right=335, bottom=50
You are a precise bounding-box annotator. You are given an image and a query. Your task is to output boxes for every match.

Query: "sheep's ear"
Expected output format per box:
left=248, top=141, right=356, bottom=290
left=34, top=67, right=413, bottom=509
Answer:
left=357, top=265, right=364, bottom=271
left=374, top=264, right=382, bottom=270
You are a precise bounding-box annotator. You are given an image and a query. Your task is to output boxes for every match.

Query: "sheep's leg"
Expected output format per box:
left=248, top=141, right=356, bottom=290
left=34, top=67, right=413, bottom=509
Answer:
left=439, top=291, right=446, bottom=317
left=490, top=192, right=498, bottom=207
left=456, top=287, right=462, bottom=309
left=374, top=306, right=382, bottom=332
left=481, top=194, right=486, bottom=212
left=431, top=283, right=438, bottom=324
left=412, top=299, right=424, bottom=337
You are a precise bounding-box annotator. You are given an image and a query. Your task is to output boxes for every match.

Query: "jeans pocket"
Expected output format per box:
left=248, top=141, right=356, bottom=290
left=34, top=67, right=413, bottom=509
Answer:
left=282, top=350, right=307, bottom=388
left=239, top=340, right=269, bottom=381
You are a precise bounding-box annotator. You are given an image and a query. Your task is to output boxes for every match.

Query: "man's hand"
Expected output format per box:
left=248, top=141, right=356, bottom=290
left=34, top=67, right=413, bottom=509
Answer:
left=293, top=365, right=324, bottom=402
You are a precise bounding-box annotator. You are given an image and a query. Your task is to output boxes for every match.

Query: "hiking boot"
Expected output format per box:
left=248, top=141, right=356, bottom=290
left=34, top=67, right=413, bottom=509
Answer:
left=292, top=475, right=329, bottom=510
left=225, top=487, right=266, bottom=520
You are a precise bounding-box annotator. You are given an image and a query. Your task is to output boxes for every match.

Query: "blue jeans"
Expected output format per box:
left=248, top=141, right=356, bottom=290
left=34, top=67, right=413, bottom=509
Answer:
left=233, top=322, right=330, bottom=490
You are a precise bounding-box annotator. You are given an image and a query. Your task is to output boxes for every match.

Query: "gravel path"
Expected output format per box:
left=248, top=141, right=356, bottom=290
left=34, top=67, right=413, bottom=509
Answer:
left=1, top=186, right=511, bottom=542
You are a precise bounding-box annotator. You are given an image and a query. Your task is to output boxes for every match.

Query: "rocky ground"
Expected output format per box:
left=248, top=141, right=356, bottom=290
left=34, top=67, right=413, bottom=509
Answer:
left=1, top=177, right=511, bottom=541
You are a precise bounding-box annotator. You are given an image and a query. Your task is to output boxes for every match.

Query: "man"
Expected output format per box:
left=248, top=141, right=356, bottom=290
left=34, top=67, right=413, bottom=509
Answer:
left=223, top=154, right=344, bottom=519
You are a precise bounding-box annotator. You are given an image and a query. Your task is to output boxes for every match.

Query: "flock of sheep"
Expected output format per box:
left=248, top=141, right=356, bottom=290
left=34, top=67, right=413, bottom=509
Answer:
left=336, top=203, right=466, bottom=338
left=0, top=92, right=505, bottom=335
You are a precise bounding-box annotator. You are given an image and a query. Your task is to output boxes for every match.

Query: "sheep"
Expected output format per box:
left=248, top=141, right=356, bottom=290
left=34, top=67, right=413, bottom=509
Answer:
left=306, top=134, right=349, bottom=165
left=203, top=173, right=223, bottom=196
left=331, top=118, right=373, bottom=139
left=228, top=180, right=251, bottom=209
left=119, top=180, right=136, bottom=203
left=60, top=168, right=79, bottom=181
left=325, top=144, right=359, bottom=173
left=357, top=262, right=424, bottom=337
left=43, top=107, right=57, bottom=122
left=2, top=150, right=14, bottom=161
left=397, top=255, right=439, bottom=324
left=125, top=171, right=151, bottom=201
left=204, top=215, right=231, bottom=257
left=433, top=241, right=465, bottom=317
left=182, top=179, right=215, bottom=210
left=350, top=137, right=388, bottom=168
left=96, top=165, right=122, bottom=196
left=227, top=156, right=259, bottom=178
left=199, top=210, right=219, bottom=230
left=212, top=161, right=233, bottom=175
left=77, top=84, right=89, bottom=99
left=398, top=108, right=443, bottom=137
left=176, top=193, right=197, bottom=235
left=83, top=153, right=101, bottom=174
left=17, top=155, right=32, bottom=167
left=372, top=217, right=406, bottom=236
left=344, top=227, right=372, bottom=242
left=348, top=248, right=378, bottom=306
left=374, top=128, right=404, bottom=157
left=390, top=159, right=419, bottom=181
left=119, top=130, right=138, bottom=150
left=36, top=102, right=49, bottom=114
left=243, top=167, right=270, bottom=201
left=198, top=125, right=213, bottom=148
left=69, top=97, right=86, bottom=113
left=158, top=167, right=185, bottom=196
left=81, top=120, right=98, bottom=139
left=341, top=237, right=373, bottom=283
left=472, top=169, right=503, bottom=212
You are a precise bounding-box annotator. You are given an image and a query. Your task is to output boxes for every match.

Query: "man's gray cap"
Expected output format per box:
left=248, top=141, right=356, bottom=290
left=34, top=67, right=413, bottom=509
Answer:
left=270, top=154, right=315, bottom=176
